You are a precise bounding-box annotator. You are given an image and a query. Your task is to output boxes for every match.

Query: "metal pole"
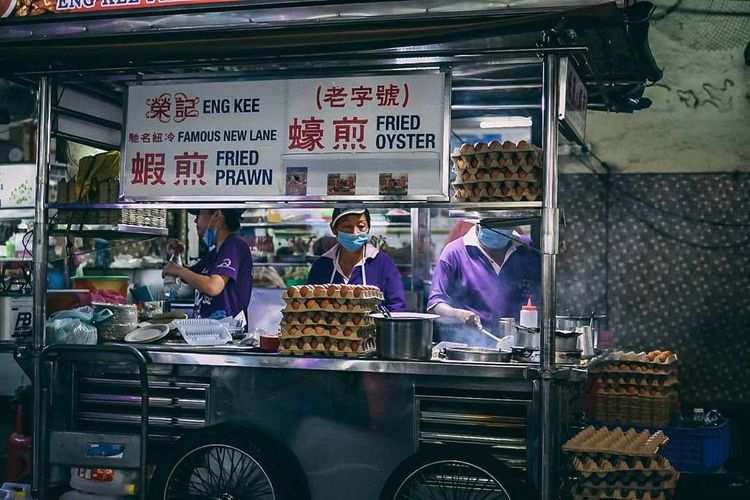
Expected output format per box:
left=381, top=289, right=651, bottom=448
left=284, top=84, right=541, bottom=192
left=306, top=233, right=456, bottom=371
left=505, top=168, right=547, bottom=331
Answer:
left=32, top=76, right=52, bottom=497
left=540, top=54, right=560, bottom=500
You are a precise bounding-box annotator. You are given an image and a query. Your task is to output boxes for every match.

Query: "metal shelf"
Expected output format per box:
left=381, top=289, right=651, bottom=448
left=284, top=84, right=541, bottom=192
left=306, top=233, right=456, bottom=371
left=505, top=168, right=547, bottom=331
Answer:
left=50, top=201, right=541, bottom=211
left=242, top=220, right=411, bottom=229
left=50, top=224, right=167, bottom=239
left=0, top=208, right=34, bottom=220
left=0, top=257, right=33, bottom=263
left=448, top=209, right=542, bottom=224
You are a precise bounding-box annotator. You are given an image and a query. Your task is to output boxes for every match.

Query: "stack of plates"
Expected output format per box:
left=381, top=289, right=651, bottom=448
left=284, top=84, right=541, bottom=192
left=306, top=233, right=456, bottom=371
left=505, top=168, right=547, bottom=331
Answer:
left=93, top=302, right=138, bottom=342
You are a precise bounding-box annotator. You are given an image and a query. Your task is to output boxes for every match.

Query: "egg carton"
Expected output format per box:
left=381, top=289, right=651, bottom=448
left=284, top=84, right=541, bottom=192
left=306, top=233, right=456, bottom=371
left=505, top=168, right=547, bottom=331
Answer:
left=563, top=427, right=668, bottom=457
left=283, top=284, right=383, bottom=301
left=571, top=486, right=673, bottom=500
left=280, top=325, right=376, bottom=340
left=281, top=312, right=374, bottom=327
left=281, top=318, right=375, bottom=337
left=596, top=387, right=678, bottom=399
left=282, top=297, right=379, bottom=314
left=278, top=336, right=375, bottom=357
left=597, top=375, right=678, bottom=388
left=572, top=455, right=675, bottom=478
left=577, top=476, right=678, bottom=492
left=451, top=141, right=542, bottom=169
left=454, top=167, right=541, bottom=183
left=608, top=351, right=678, bottom=365
left=453, top=183, right=542, bottom=202
left=453, top=154, right=541, bottom=171
left=593, top=362, right=678, bottom=376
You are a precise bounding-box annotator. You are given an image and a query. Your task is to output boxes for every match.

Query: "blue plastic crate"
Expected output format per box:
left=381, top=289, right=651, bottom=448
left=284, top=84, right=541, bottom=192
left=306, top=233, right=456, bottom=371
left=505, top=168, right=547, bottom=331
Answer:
left=662, top=420, right=730, bottom=472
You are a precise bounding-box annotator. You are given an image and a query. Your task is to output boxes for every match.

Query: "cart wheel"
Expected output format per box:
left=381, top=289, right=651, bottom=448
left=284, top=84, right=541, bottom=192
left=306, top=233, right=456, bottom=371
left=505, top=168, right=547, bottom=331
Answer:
left=381, top=450, right=520, bottom=500
left=150, top=431, right=299, bottom=500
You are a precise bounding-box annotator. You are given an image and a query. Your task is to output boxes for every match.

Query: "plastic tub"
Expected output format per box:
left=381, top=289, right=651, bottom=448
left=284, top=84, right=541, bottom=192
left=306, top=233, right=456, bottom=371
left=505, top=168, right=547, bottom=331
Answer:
left=72, top=276, right=130, bottom=299
left=173, top=319, right=232, bottom=346
left=70, top=467, right=137, bottom=497
left=662, top=421, right=730, bottom=472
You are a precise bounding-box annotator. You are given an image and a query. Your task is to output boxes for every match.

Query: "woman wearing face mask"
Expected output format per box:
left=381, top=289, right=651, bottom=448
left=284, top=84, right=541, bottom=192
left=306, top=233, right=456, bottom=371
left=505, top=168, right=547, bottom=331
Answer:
left=307, top=208, right=406, bottom=312
left=162, top=208, right=253, bottom=322
left=428, top=222, right=540, bottom=339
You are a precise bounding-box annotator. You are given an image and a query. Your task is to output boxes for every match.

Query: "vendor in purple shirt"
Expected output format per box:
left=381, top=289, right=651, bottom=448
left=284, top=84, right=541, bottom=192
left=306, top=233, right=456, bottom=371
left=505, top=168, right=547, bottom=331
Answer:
left=162, top=208, right=253, bottom=323
left=428, top=223, right=540, bottom=337
left=307, top=208, right=406, bottom=312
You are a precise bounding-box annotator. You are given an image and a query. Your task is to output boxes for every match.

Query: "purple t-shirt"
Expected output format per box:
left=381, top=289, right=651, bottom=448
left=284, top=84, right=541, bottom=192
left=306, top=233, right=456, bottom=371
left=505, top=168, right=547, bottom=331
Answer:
left=307, top=244, right=406, bottom=312
left=428, top=232, right=540, bottom=333
left=190, top=234, right=253, bottom=319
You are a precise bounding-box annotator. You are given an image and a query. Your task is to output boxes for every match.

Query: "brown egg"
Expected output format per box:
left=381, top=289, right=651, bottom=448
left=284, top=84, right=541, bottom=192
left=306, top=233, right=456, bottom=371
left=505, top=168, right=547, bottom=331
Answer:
left=516, top=140, right=530, bottom=151
left=488, top=140, right=502, bottom=152
left=353, top=287, right=364, bottom=298
left=292, top=300, right=302, bottom=310
left=502, top=140, right=515, bottom=151
left=461, top=171, right=472, bottom=182
left=470, top=157, right=480, bottom=168
left=459, top=143, right=474, bottom=154
left=475, top=170, right=488, bottom=181
left=340, top=285, right=352, bottom=298
left=320, top=299, right=331, bottom=309
left=313, top=286, right=325, bottom=298
left=299, top=286, right=309, bottom=297
left=474, top=142, right=488, bottom=153
left=305, top=299, right=317, bottom=309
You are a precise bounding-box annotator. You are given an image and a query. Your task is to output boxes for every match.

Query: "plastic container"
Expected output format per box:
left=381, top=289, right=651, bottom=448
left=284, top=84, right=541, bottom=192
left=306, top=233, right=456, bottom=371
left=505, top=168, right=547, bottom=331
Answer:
left=0, top=483, right=31, bottom=499
left=70, top=467, right=137, bottom=497
left=72, top=276, right=130, bottom=299
left=662, top=420, right=730, bottom=472
left=173, top=319, right=232, bottom=346
left=519, top=298, right=538, bottom=328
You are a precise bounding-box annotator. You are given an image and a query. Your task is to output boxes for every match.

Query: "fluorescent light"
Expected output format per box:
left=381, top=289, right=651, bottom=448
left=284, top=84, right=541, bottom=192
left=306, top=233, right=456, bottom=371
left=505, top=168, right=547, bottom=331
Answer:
left=479, top=116, right=533, bottom=129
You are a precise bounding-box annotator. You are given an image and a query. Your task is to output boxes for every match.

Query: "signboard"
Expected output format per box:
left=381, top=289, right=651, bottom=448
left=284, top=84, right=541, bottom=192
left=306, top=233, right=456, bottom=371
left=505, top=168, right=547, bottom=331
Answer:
left=0, top=163, right=35, bottom=209
left=122, top=73, right=448, bottom=200
left=558, top=57, right=587, bottom=144
left=1, top=0, right=243, bottom=19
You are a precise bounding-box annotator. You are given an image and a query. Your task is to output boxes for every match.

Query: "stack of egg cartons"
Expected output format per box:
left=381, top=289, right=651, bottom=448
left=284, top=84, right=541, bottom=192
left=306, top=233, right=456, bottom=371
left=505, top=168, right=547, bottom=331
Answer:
left=563, top=426, right=678, bottom=499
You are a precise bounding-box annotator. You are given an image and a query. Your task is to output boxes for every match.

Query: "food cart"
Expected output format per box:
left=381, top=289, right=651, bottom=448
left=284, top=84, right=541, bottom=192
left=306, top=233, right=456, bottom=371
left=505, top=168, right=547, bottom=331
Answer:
left=0, top=1, right=661, bottom=498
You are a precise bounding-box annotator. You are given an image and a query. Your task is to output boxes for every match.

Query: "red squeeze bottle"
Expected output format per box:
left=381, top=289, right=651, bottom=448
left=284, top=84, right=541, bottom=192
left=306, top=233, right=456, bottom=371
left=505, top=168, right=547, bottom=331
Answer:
left=519, top=298, right=538, bottom=328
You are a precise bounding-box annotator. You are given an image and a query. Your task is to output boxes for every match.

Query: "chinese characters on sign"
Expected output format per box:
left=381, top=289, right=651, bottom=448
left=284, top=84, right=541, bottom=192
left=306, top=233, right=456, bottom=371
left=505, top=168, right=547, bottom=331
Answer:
left=123, top=74, right=446, bottom=200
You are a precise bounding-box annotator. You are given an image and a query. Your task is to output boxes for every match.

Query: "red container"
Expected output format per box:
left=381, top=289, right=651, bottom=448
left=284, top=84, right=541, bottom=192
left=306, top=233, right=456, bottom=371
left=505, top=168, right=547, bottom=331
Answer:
left=260, top=334, right=280, bottom=352
left=47, top=289, right=90, bottom=315
left=72, top=276, right=130, bottom=300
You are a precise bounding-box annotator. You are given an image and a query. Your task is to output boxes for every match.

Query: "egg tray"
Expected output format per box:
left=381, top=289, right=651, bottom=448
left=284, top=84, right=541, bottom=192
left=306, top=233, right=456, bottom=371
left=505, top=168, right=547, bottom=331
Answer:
left=575, top=476, right=678, bottom=493
left=283, top=284, right=383, bottom=301
left=282, top=298, right=379, bottom=314
left=571, top=486, right=674, bottom=500
left=280, top=325, right=376, bottom=340
left=451, top=141, right=542, bottom=170
left=572, top=456, right=676, bottom=480
left=593, top=393, right=676, bottom=429
left=454, top=165, right=541, bottom=181
left=596, top=374, right=678, bottom=389
left=593, top=363, right=678, bottom=377
left=281, top=312, right=374, bottom=327
left=453, top=155, right=541, bottom=171
left=596, top=387, right=678, bottom=399
left=453, top=184, right=542, bottom=202
left=606, top=351, right=678, bottom=365
left=563, top=427, right=668, bottom=457
left=278, top=336, right=375, bottom=357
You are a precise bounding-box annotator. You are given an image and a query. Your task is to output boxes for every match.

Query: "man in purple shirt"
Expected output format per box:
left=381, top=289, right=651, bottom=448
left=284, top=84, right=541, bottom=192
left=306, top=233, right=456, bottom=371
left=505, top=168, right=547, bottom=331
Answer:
left=163, top=209, right=253, bottom=323
left=428, top=223, right=540, bottom=336
left=307, top=207, right=406, bottom=312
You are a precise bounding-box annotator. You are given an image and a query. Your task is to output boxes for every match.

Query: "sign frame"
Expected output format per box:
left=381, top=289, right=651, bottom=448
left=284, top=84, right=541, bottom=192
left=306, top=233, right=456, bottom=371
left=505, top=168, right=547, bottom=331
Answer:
left=120, top=70, right=452, bottom=203
left=557, top=57, right=587, bottom=144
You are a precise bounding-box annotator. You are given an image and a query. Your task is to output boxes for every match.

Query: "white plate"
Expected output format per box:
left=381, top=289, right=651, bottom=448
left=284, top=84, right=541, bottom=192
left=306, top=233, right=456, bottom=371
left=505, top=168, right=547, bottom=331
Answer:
left=124, top=324, right=170, bottom=344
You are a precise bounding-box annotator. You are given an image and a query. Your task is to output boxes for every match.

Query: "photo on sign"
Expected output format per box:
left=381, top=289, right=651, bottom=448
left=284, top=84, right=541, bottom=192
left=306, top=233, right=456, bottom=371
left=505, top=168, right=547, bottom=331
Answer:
left=327, top=173, right=357, bottom=196
left=285, top=167, right=308, bottom=196
left=379, top=173, right=409, bottom=196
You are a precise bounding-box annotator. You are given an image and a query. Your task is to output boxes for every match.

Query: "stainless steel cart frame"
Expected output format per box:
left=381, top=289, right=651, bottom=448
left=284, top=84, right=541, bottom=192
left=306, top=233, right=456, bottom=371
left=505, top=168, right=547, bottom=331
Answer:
left=0, top=2, right=661, bottom=498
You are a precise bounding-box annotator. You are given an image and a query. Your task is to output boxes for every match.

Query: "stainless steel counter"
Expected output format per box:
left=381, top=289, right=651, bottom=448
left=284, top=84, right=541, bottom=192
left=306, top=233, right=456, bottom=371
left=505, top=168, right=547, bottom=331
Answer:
left=115, top=343, right=590, bottom=382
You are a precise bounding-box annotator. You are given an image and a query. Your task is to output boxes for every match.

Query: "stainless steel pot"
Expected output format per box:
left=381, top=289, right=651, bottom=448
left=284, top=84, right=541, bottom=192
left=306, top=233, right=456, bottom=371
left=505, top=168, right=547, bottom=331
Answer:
left=556, top=314, right=606, bottom=347
left=514, top=325, right=581, bottom=351
left=371, top=312, right=439, bottom=361
left=555, top=330, right=581, bottom=351
left=444, top=346, right=511, bottom=363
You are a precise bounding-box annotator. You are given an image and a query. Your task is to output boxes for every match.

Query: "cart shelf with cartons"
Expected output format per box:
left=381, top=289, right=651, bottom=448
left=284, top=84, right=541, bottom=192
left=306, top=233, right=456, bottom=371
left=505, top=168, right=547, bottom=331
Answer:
left=0, top=1, right=661, bottom=499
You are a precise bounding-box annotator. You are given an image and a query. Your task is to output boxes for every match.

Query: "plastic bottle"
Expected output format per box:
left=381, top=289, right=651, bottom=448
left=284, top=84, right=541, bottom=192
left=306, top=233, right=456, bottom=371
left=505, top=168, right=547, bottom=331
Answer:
left=519, top=298, right=538, bottom=328
left=162, top=251, right=183, bottom=311
left=69, top=468, right=138, bottom=497
left=6, top=238, right=15, bottom=258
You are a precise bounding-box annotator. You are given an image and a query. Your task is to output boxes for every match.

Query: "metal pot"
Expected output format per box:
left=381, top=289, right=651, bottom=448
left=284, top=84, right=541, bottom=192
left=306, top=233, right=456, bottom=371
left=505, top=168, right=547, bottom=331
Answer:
left=514, top=325, right=540, bottom=350
left=556, top=314, right=606, bottom=347
left=555, top=330, right=581, bottom=351
left=444, top=346, right=511, bottom=363
left=371, top=312, right=439, bottom=361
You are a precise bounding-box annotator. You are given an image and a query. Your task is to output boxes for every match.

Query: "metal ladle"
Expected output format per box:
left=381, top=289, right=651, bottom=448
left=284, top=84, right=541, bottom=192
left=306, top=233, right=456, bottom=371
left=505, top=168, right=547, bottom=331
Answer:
left=377, top=304, right=392, bottom=318
left=472, top=316, right=503, bottom=344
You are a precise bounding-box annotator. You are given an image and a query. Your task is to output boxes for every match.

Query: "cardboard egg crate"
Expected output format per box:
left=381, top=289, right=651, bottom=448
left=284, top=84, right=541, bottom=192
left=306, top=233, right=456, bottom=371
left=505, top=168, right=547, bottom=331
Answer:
left=572, top=455, right=677, bottom=481
left=280, top=323, right=375, bottom=340
left=278, top=335, right=376, bottom=357
left=280, top=311, right=375, bottom=328
left=282, top=298, right=380, bottom=314
left=571, top=485, right=673, bottom=500
left=283, top=284, right=384, bottom=301
left=563, top=427, right=668, bottom=458
left=594, top=390, right=677, bottom=429
left=451, top=140, right=543, bottom=202
left=596, top=374, right=678, bottom=389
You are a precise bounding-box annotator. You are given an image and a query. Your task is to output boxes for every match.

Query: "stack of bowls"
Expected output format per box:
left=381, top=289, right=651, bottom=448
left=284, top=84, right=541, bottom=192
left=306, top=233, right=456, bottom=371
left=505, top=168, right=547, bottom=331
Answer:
left=93, top=302, right=138, bottom=342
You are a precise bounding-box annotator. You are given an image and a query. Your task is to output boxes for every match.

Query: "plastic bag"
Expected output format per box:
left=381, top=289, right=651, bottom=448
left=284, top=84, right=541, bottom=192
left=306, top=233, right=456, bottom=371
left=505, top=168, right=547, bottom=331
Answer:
left=47, top=306, right=113, bottom=345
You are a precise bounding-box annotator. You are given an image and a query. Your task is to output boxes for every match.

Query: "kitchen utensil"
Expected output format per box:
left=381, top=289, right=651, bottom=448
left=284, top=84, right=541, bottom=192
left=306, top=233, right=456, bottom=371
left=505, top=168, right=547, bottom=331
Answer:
left=377, top=304, right=392, bottom=318
left=577, top=325, right=595, bottom=358
left=259, top=334, right=280, bottom=351
left=555, top=329, right=582, bottom=351
left=471, top=316, right=502, bottom=344
left=444, top=346, right=511, bottom=363
left=511, top=347, right=582, bottom=364
left=174, top=319, right=232, bottom=346
left=124, top=324, right=169, bottom=344
left=498, top=318, right=516, bottom=338
left=371, top=312, right=438, bottom=361
left=515, top=324, right=540, bottom=350
left=556, top=314, right=606, bottom=348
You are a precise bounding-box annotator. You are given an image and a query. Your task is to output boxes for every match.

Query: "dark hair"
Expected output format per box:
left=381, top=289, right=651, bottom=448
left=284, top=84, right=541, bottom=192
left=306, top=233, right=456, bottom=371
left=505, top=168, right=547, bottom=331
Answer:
left=222, top=210, right=242, bottom=232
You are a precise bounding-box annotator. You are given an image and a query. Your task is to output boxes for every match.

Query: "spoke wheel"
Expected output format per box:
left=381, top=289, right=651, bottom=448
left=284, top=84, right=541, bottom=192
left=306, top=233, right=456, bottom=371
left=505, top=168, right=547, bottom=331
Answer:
left=391, top=459, right=513, bottom=500
left=163, top=444, right=275, bottom=500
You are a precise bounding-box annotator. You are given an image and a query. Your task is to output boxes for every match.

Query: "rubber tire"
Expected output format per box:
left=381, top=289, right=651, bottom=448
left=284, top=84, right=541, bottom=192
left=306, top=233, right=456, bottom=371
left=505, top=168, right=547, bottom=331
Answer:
left=380, top=448, right=523, bottom=500
left=148, top=430, right=302, bottom=500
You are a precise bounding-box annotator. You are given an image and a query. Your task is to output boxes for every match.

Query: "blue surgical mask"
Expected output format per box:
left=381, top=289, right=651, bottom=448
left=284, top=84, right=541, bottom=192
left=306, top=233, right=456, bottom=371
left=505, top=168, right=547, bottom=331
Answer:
left=477, top=226, right=513, bottom=249
left=337, top=231, right=369, bottom=252
left=202, top=227, right=217, bottom=248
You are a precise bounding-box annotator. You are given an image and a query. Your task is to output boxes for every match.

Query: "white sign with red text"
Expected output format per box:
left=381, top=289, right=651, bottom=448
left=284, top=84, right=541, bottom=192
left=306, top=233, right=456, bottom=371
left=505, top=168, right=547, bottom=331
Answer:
left=122, top=73, right=447, bottom=200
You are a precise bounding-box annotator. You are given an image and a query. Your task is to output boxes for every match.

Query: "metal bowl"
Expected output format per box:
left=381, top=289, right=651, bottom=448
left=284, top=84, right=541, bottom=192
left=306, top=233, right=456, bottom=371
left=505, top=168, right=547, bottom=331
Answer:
left=444, top=346, right=512, bottom=363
